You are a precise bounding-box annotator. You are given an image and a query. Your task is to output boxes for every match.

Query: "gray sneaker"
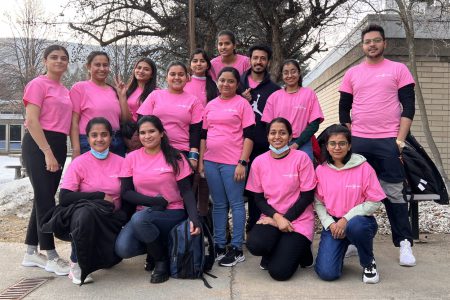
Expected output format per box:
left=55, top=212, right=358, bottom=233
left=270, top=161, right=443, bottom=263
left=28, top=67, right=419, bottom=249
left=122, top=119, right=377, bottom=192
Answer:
left=69, top=262, right=94, bottom=285
left=45, top=257, right=70, bottom=275
left=22, top=251, right=47, bottom=269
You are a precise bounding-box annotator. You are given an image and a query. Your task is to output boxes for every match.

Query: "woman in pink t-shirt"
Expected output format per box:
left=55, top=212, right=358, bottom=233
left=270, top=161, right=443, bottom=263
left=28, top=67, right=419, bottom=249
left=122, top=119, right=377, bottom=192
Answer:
left=137, top=61, right=203, bottom=170
left=246, top=118, right=316, bottom=281
left=261, top=59, right=324, bottom=160
left=120, top=58, right=158, bottom=152
left=21, top=45, right=72, bottom=275
left=70, top=51, right=129, bottom=158
left=185, top=49, right=219, bottom=217
left=115, top=115, right=201, bottom=284
left=199, top=67, right=255, bottom=267
left=314, top=125, right=385, bottom=284
left=210, top=30, right=251, bottom=81
left=57, top=117, right=125, bottom=285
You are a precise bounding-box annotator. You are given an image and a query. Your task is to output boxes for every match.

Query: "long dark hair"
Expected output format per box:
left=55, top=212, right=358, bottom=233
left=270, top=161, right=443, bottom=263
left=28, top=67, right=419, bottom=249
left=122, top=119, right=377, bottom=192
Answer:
left=126, top=58, right=157, bottom=105
left=189, top=49, right=218, bottom=102
left=281, top=59, right=302, bottom=87
left=217, top=30, right=237, bottom=54
left=322, top=124, right=352, bottom=165
left=43, top=45, right=69, bottom=75
left=137, top=115, right=184, bottom=175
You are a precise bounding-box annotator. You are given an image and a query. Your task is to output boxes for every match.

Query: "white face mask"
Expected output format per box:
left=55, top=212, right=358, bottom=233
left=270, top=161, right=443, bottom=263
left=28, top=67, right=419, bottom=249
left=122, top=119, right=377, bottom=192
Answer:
left=269, top=144, right=290, bottom=155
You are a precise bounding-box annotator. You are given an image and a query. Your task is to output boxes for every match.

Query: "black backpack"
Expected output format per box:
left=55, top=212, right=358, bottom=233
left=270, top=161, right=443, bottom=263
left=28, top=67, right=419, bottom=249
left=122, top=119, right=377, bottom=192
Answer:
left=168, top=219, right=216, bottom=288
left=402, top=134, right=448, bottom=204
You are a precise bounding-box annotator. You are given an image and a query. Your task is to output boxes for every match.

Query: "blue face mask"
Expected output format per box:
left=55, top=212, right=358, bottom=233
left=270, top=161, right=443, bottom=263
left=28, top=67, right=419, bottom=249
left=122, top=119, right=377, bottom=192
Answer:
left=269, top=144, right=290, bottom=155
left=90, top=148, right=109, bottom=160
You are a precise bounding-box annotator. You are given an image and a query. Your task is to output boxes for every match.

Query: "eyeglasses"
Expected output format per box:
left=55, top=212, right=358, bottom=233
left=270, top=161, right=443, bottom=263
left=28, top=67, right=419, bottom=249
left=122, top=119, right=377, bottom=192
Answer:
left=282, top=70, right=299, bottom=76
left=363, top=38, right=384, bottom=45
left=327, top=141, right=349, bottom=148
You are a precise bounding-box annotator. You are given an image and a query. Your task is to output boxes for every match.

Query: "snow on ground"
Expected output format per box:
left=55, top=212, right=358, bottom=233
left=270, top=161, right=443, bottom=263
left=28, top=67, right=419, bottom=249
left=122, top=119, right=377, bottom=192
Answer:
left=0, top=155, right=20, bottom=184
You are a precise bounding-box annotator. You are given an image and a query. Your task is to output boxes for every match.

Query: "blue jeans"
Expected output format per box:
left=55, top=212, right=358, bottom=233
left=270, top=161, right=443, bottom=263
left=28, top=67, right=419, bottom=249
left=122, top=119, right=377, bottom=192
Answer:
left=290, top=139, right=313, bottom=160
left=115, top=208, right=186, bottom=259
left=204, top=160, right=246, bottom=249
left=315, top=216, right=378, bottom=281
left=79, top=131, right=126, bottom=157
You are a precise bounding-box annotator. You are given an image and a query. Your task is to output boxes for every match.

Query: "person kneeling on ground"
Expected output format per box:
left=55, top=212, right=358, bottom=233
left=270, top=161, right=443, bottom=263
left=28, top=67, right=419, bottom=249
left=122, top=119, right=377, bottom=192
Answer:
left=43, top=117, right=127, bottom=285
left=115, top=115, right=201, bottom=284
left=314, top=125, right=385, bottom=284
left=246, top=117, right=316, bottom=281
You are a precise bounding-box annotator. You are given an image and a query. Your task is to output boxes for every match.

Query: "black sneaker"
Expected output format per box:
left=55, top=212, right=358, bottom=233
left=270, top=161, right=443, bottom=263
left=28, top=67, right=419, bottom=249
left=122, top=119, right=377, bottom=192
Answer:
left=215, top=245, right=226, bottom=261
left=362, top=259, right=380, bottom=284
left=218, top=247, right=245, bottom=267
left=144, top=254, right=155, bottom=272
left=259, top=256, right=269, bottom=270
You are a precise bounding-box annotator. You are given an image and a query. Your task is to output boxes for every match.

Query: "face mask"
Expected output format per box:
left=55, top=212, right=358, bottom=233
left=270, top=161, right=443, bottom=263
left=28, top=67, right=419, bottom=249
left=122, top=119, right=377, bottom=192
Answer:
left=269, top=144, right=290, bottom=155
left=90, top=148, right=109, bottom=160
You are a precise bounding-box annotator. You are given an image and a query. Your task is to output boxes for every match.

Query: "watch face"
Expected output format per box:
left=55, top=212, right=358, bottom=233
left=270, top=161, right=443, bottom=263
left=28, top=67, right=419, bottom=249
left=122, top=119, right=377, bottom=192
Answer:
left=239, top=160, right=247, bottom=166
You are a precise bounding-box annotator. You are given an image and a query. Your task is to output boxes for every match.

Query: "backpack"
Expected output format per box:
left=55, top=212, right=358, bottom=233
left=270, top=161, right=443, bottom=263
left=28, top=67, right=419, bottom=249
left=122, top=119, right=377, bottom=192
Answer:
left=402, top=134, right=448, bottom=204
left=168, top=218, right=216, bottom=288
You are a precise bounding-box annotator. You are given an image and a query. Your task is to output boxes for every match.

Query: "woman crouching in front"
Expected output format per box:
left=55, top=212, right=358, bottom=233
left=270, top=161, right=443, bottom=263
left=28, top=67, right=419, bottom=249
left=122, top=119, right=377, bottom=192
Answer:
left=115, top=115, right=201, bottom=283
left=246, top=117, right=316, bottom=281
left=314, top=124, right=385, bottom=284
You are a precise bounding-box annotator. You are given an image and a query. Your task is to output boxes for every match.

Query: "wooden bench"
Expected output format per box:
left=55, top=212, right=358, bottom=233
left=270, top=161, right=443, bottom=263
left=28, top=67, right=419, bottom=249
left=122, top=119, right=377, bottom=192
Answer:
left=5, top=165, right=25, bottom=179
left=407, top=193, right=441, bottom=240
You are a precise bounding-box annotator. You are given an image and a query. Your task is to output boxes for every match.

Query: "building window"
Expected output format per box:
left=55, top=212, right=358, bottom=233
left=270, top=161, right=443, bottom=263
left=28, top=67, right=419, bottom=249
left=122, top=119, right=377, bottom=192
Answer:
left=9, top=125, right=22, bottom=151
left=0, top=125, right=5, bottom=151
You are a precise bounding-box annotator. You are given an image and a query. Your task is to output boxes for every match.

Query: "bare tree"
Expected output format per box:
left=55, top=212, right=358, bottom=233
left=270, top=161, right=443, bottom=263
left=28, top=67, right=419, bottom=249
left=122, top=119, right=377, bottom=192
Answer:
left=0, top=0, right=50, bottom=113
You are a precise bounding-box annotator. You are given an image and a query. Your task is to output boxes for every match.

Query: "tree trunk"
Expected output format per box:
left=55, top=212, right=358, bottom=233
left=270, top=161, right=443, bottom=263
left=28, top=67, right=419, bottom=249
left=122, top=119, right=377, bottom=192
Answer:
left=397, top=0, right=450, bottom=187
left=269, top=16, right=284, bottom=83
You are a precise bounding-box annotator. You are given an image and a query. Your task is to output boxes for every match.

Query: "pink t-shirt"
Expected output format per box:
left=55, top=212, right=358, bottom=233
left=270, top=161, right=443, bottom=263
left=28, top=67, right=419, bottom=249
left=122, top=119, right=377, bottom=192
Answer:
left=184, top=76, right=207, bottom=107
left=315, top=161, right=386, bottom=218
left=247, top=76, right=259, bottom=89
left=61, top=152, right=124, bottom=210
left=210, top=54, right=250, bottom=81
left=339, top=59, right=415, bottom=138
left=127, top=87, right=143, bottom=122
left=246, top=150, right=316, bottom=241
left=120, top=148, right=192, bottom=210
left=70, top=80, right=121, bottom=134
left=261, top=87, right=324, bottom=138
left=202, top=95, right=255, bottom=165
left=137, top=89, right=203, bottom=152
left=23, top=75, right=72, bottom=135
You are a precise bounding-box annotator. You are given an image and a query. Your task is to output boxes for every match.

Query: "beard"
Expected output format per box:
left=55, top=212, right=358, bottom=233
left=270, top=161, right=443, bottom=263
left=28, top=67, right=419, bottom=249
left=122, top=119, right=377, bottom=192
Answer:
left=365, top=47, right=384, bottom=59
left=251, top=65, right=266, bottom=74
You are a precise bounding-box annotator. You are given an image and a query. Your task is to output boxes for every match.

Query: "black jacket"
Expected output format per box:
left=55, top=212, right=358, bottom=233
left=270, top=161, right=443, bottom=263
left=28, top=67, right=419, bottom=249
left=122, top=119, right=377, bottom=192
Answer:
left=240, top=69, right=280, bottom=158
left=42, top=199, right=127, bottom=284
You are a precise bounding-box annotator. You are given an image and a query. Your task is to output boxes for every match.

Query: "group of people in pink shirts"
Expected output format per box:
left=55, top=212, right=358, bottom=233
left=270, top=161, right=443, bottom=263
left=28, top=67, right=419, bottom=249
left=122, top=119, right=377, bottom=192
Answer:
left=20, top=24, right=417, bottom=286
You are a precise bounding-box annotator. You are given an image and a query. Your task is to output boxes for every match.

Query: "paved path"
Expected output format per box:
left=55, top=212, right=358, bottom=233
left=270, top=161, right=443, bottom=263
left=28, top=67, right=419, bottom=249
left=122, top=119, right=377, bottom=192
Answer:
left=1, top=234, right=449, bottom=299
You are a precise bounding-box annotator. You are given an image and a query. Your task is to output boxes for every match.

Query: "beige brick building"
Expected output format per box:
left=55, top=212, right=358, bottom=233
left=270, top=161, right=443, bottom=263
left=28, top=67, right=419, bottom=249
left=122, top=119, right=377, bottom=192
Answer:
left=304, top=14, right=450, bottom=180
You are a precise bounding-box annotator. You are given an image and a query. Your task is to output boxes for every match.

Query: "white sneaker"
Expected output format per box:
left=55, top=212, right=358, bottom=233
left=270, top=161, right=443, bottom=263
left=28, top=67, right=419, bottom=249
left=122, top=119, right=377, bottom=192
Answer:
left=345, top=244, right=358, bottom=258
left=362, top=259, right=380, bottom=284
left=399, top=240, right=416, bottom=267
left=22, top=251, right=47, bottom=269
left=45, top=257, right=70, bottom=275
left=69, top=262, right=94, bottom=285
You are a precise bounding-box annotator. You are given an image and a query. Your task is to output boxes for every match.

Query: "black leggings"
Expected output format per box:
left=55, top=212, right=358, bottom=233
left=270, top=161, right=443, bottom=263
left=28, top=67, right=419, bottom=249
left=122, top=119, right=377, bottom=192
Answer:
left=247, top=224, right=313, bottom=281
left=22, top=131, right=67, bottom=250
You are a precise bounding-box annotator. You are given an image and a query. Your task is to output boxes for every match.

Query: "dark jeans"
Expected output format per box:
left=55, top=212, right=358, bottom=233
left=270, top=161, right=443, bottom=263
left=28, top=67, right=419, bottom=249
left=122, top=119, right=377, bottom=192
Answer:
left=79, top=131, right=126, bottom=157
left=247, top=224, right=313, bottom=281
left=115, top=208, right=186, bottom=259
left=22, top=131, right=67, bottom=250
left=315, top=216, right=378, bottom=281
left=352, top=136, right=413, bottom=246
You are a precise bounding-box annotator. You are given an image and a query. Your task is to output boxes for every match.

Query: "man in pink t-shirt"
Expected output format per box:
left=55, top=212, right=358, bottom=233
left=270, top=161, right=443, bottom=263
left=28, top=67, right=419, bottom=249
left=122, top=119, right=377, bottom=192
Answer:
left=339, top=24, right=416, bottom=267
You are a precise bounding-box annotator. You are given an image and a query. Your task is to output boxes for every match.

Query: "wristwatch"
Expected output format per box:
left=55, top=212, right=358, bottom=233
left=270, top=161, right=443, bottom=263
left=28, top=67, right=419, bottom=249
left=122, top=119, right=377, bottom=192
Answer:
left=396, top=140, right=406, bottom=149
left=238, top=160, right=248, bottom=166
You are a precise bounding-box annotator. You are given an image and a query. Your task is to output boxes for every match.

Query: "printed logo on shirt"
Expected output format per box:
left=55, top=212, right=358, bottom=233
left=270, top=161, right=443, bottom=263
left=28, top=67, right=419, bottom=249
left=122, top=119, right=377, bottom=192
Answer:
left=153, top=167, right=172, bottom=173
left=282, top=174, right=299, bottom=178
left=345, top=184, right=361, bottom=189
left=375, top=73, right=393, bottom=78
left=223, top=108, right=238, bottom=113
left=293, top=105, right=306, bottom=110
left=176, top=104, right=191, bottom=109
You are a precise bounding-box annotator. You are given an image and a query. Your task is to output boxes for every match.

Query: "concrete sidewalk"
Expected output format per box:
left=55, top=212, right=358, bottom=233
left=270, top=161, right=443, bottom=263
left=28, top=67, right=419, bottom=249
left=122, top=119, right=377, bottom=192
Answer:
left=1, top=234, right=449, bottom=299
